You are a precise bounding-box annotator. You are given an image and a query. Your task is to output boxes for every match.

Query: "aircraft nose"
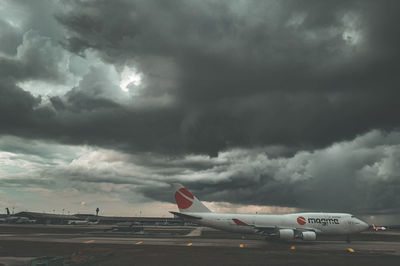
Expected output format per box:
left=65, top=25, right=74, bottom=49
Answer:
left=360, top=221, right=369, bottom=231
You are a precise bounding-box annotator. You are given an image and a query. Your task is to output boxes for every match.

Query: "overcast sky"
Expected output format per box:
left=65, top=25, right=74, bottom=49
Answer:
left=0, top=0, right=399, bottom=224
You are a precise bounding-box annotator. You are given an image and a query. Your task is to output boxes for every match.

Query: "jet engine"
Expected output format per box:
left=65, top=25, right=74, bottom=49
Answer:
left=301, top=231, right=317, bottom=241
left=278, top=229, right=295, bottom=240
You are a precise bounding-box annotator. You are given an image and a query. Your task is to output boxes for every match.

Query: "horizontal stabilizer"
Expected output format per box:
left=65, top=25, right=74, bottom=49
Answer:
left=169, top=211, right=202, bottom=220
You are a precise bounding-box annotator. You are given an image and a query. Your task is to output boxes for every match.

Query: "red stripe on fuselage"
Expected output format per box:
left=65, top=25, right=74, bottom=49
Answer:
left=232, top=218, right=248, bottom=226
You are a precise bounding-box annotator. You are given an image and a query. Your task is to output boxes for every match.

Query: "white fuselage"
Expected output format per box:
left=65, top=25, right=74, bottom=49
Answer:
left=185, top=212, right=369, bottom=235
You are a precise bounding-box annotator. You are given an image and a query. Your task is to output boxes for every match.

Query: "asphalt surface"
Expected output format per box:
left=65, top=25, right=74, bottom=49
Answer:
left=0, top=224, right=399, bottom=265
left=1, top=232, right=400, bottom=253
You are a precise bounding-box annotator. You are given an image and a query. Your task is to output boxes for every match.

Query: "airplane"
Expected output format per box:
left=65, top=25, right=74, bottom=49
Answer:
left=67, top=219, right=87, bottom=225
left=67, top=219, right=99, bottom=225
left=372, top=224, right=386, bottom=231
left=88, top=220, right=100, bottom=225
left=0, top=208, right=36, bottom=224
left=169, top=184, right=369, bottom=242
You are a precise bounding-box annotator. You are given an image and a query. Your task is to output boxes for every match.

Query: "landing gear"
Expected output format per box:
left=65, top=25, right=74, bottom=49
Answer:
left=346, top=235, right=351, bottom=243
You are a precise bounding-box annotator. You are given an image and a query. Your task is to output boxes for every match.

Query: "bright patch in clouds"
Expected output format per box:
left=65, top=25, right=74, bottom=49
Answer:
left=120, top=66, right=142, bottom=92
left=342, top=12, right=363, bottom=46
left=18, top=80, right=75, bottom=99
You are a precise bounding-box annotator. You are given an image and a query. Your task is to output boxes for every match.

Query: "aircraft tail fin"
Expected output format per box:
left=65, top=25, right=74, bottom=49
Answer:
left=6, top=208, right=10, bottom=216
left=372, top=224, right=386, bottom=231
left=172, top=184, right=211, bottom=213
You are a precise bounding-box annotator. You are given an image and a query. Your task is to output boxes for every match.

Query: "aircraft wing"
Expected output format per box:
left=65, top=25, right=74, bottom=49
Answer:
left=253, top=225, right=318, bottom=235
left=169, top=211, right=202, bottom=220
left=252, top=225, right=278, bottom=234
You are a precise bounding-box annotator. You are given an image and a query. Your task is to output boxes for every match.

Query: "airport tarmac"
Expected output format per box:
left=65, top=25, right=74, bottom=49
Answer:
left=0, top=224, right=399, bottom=265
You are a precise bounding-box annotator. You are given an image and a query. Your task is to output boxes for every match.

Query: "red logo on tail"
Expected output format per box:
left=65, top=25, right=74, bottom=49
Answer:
left=174, top=188, right=194, bottom=209
left=297, top=216, right=306, bottom=225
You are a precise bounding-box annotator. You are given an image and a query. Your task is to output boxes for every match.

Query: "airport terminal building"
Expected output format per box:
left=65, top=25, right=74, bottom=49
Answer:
left=6, top=212, right=184, bottom=225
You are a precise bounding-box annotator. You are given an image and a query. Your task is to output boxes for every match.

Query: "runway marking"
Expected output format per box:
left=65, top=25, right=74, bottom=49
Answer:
left=239, top=244, right=244, bottom=248
left=135, top=241, right=143, bottom=245
left=347, top=248, right=355, bottom=253
left=187, top=243, right=193, bottom=246
left=290, top=245, right=296, bottom=250
left=83, top=240, right=95, bottom=244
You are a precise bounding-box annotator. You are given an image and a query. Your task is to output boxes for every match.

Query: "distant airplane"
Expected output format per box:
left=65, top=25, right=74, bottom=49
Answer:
left=170, top=184, right=369, bottom=242
left=88, top=220, right=100, bottom=225
left=0, top=208, right=36, bottom=224
left=372, top=224, right=386, bottom=231
left=67, top=218, right=99, bottom=225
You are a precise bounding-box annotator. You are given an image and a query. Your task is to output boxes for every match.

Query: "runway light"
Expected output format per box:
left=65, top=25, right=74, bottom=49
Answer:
left=239, top=244, right=244, bottom=248
left=136, top=241, right=143, bottom=245
left=347, top=248, right=355, bottom=253
left=187, top=243, right=193, bottom=246
left=290, top=245, right=296, bottom=250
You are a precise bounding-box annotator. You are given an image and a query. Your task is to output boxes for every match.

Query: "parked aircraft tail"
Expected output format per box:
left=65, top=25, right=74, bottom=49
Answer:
left=372, top=224, right=386, bottom=231
left=172, top=184, right=211, bottom=213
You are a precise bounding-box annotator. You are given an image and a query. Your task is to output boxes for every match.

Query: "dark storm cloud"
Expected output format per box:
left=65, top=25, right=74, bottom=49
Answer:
left=138, top=130, right=400, bottom=214
left=0, top=19, right=22, bottom=55
left=53, top=0, right=400, bottom=155
left=0, top=0, right=399, bottom=155
left=0, top=78, right=40, bottom=133
left=1, top=131, right=399, bottom=215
